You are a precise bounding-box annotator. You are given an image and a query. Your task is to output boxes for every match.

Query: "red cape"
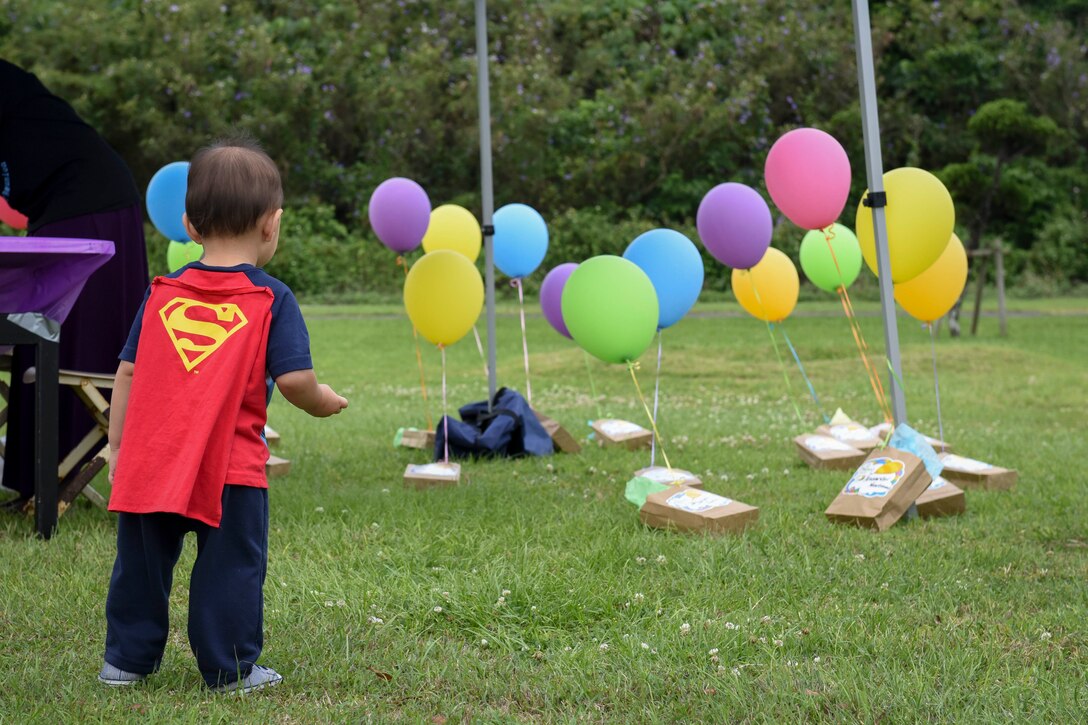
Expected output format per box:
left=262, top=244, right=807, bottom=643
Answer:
left=109, top=270, right=273, bottom=526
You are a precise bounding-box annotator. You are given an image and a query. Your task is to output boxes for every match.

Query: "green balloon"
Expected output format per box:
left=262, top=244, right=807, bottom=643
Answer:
left=799, top=223, right=863, bottom=293
left=561, top=255, right=659, bottom=365
left=167, top=240, right=203, bottom=272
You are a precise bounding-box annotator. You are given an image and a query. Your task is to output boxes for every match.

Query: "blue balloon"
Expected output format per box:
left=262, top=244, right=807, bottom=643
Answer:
left=146, top=161, right=190, bottom=241
left=493, top=203, right=548, bottom=278
left=622, top=229, right=704, bottom=329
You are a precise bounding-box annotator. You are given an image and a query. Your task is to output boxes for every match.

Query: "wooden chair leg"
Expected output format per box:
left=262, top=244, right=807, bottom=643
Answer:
left=58, top=444, right=109, bottom=516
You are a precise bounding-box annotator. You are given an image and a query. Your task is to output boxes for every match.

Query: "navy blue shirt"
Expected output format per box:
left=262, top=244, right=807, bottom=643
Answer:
left=121, top=262, right=312, bottom=386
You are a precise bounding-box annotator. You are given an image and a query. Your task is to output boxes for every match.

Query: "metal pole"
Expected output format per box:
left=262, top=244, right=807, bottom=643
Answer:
left=475, top=0, right=498, bottom=406
left=851, top=0, right=907, bottom=426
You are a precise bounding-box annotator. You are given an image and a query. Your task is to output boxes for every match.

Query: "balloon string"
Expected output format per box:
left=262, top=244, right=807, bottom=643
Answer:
left=583, top=349, right=603, bottom=420
left=441, top=344, right=449, bottom=465
left=929, top=323, right=945, bottom=449
left=628, top=362, right=671, bottom=470
left=398, top=255, right=433, bottom=430
left=823, top=228, right=894, bottom=423
left=651, top=330, right=663, bottom=468
left=780, top=323, right=829, bottom=424
left=837, top=284, right=893, bottom=423
left=745, top=271, right=804, bottom=427
left=472, top=325, right=489, bottom=380
left=513, top=278, right=532, bottom=407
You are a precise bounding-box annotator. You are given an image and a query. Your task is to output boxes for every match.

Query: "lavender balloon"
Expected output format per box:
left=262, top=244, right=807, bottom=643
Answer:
left=539, top=262, right=578, bottom=338
left=367, top=177, right=431, bottom=253
left=696, top=182, right=773, bottom=269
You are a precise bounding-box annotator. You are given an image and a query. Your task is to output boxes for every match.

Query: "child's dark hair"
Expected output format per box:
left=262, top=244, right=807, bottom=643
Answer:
left=185, top=135, right=283, bottom=238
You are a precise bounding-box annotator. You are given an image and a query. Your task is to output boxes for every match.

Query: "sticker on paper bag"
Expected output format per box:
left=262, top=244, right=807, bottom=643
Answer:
left=406, top=463, right=459, bottom=479
left=665, top=489, right=732, bottom=513
left=842, top=457, right=906, bottom=498
left=804, top=435, right=856, bottom=453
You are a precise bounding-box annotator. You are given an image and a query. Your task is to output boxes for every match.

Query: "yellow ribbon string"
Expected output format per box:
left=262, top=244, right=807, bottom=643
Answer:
left=822, top=229, right=893, bottom=423
left=398, top=255, right=433, bottom=430
left=628, top=361, right=672, bottom=470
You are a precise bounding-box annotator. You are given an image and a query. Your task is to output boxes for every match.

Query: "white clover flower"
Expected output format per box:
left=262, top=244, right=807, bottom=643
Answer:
left=656, top=554, right=667, bottom=564
left=531, top=606, right=537, bottom=612
left=502, top=589, right=511, bottom=596
left=433, top=606, right=443, bottom=613
left=1041, top=631, right=1053, bottom=641
left=641, top=642, right=650, bottom=650
left=855, top=554, right=865, bottom=561
left=708, top=648, right=719, bottom=655
left=371, top=522, right=380, bottom=529
left=599, top=643, right=609, bottom=651
left=773, top=639, right=784, bottom=647
left=496, top=596, right=506, bottom=606
left=725, top=622, right=738, bottom=630
left=761, top=616, right=772, bottom=624
left=813, top=656, right=822, bottom=664
left=381, top=488, right=390, bottom=494
left=636, top=556, right=647, bottom=565
left=368, top=616, right=384, bottom=624
left=633, top=592, right=645, bottom=603
left=680, top=622, right=691, bottom=636
left=711, top=655, right=720, bottom=663
left=315, top=506, right=325, bottom=513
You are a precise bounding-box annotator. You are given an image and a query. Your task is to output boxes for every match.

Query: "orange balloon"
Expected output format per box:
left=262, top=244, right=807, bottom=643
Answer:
left=731, top=248, right=799, bottom=322
left=893, top=234, right=968, bottom=323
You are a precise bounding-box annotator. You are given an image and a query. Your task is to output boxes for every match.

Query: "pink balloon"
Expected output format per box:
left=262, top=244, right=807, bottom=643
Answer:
left=764, top=128, right=851, bottom=231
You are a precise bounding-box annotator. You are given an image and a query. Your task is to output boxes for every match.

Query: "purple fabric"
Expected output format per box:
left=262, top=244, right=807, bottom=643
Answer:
left=3, top=204, right=149, bottom=498
left=0, top=237, right=115, bottom=323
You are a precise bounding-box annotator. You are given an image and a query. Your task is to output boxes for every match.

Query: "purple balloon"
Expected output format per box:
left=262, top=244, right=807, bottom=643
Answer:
left=540, top=263, right=578, bottom=339
left=367, top=177, right=431, bottom=253
left=696, top=182, right=773, bottom=269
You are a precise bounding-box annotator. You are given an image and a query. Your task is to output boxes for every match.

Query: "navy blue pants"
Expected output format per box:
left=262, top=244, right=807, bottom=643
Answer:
left=104, top=485, right=269, bottom=687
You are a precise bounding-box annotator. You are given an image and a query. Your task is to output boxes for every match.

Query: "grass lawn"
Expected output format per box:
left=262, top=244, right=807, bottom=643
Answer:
left=2, top=297, right=1086, bottom=722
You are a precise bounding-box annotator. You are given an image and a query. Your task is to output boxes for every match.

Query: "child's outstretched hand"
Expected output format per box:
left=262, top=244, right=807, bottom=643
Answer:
left=316, top=384, right=349, bottom=417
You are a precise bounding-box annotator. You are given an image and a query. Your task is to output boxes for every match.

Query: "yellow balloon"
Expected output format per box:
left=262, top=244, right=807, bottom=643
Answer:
left=893, top=234, right=968, bottom=323
left=403, top=250, right=484, bottom=346
left=421, top=204, right=482, bottom=262
left=731, top=248, right=799, bottom=323
left=856, top=167, right=955, bottom=283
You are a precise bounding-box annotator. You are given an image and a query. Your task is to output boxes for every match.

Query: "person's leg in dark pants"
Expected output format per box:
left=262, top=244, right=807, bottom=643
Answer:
left=188, top=485, right=269, bottom=687
left=104, top=512, right=188, bottom=674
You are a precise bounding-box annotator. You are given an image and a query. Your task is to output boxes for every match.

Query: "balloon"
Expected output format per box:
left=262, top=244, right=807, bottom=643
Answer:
left=0, top=196, right=28, bottom=230
left=540, top=263, right=578, bottom=339
left=856, top=167, right=955, bottom=283
left=799, top=223, right=863, bottom=293
left=368, top=177, right=431, bottom=253
left=731, top=248, right=799, bottom=323
left=764, top=128, right=852, bottom=230
left=421, top=204, right=481, bottom=262
left=622, top=229, right=704, bottom=329
left=894, top=234, right=968, bottom=323
left=146, top=161, right=190, bottom=241
left=493, top=203, right=548, bottom=278
left=403, top=250, right=484, bottom=347
left=696, top=182, right=773, bottom=269
left=166, top=240, right=203, bottom=272
left=561, top=255, right=658, bottom=365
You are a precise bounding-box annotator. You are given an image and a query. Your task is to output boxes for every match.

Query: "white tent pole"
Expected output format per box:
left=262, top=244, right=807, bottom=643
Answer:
left=851, top=0, right=907, bottom=426
left=475, top=0, right=498, bottom=406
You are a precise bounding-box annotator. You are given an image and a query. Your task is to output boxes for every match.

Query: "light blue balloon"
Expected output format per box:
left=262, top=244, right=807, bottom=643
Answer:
left=146, top=161, right=190, bottom=241
left=622, top=228, right=704, bottom=329
left=493, top=203, right=548, bottom=278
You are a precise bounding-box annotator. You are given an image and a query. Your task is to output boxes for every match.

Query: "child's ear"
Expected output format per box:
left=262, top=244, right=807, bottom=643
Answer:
left=264, top=209, right=283, bottom=243
left=182, top=213, right=203, bottom=244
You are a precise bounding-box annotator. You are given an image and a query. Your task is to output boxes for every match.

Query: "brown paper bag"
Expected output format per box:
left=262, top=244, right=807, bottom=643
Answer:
left=639, top=487, right=758, bottom=535
left=825, top=448, right=933, bottom=531
left=592, top=419, right=652, bottom=450
left=403, top=462, right=461, bottom=489
left=914, top=477, right=966, bottom=518
left=816, top=422, right=883, bottom=452
left=938, top=453, right=1017, bottom=491
left=533, top=410, right=582, bottom=453
left=794, top=433, right=867, bottom=470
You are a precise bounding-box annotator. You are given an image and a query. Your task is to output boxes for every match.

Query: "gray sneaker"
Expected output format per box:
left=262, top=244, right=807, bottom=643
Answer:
left=98, top=662, right=147, bottom=686
left=216, top=665, right=283, bottom=695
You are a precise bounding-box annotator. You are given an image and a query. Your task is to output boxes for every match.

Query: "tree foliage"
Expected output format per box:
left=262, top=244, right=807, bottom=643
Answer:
left=1, top=0, right=1085, bottom=294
